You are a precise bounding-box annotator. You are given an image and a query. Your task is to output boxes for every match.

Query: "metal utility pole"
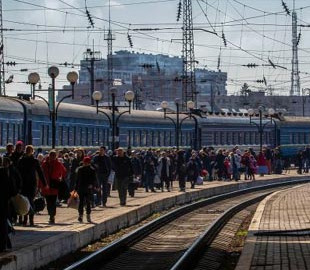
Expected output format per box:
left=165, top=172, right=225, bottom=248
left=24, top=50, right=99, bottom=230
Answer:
left=105, top=0, right=115, bottom=103
left=290, top=5, right=300, bottom=96
left=84, top=48, right=102, bottom=105
left=182, top=0, right=196, bottom=110
left=0, top=0, right=5, bottom=96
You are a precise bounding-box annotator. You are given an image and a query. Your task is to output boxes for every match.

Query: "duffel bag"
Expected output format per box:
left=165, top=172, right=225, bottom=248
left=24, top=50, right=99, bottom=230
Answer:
left=11, top=194, right=30, bottom=216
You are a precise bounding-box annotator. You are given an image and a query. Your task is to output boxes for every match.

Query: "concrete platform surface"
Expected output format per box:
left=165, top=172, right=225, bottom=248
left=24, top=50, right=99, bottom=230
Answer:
left=0, top=172, right=307, bottom=270
left=237, top=182, right=310, bottom=270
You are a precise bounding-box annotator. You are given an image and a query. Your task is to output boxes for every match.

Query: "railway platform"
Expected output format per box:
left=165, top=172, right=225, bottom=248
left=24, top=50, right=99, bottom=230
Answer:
left=237, top=182, right=310, bottom=270
left=0, top=172, right=307, bottom=270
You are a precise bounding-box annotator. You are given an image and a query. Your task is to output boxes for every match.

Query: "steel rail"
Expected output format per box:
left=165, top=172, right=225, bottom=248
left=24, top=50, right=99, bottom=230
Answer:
left=170, top=192, right=271, bottom=270
left=65, top=178, right=310, bottom=270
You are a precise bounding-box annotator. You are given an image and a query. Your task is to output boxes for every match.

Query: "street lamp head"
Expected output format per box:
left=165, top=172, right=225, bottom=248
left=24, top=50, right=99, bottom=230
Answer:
left=161, top=101, right=169, bottom=109
left=175, top=98, right=181, bottom=105
left=28, top=72, right=40, bottom=85
left=248, top=108, right=255, bottom=116
left=187, top=100, right=195, bottom=110
left=268, top=108, right=275, bottom=116
left=125, top=90, right=135, bottom=101
left=258, top=105, right=264, bottom=112
left=67, top=71, right=78, bottom=84
left=48, top=66, right=59, bottom=78
left=110, top=87, right=118, bottom=96
left=92, top=91, right=103, bottom=101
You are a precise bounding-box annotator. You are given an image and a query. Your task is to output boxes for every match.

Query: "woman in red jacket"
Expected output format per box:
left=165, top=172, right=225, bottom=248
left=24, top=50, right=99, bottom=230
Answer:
left=256, top=151, right=268, bottom=176
left=41, top=150, right=66, bottom=224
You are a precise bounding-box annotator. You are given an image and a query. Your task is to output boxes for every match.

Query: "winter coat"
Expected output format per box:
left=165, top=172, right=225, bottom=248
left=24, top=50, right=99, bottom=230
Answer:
left=41, top=158, right=67, bottom=196
left=18, top=155, right=46, bottom=198
left=157, top=157, right=171, bottom=178
left=186, top=158, right=199, bottom=181
left=75, top=165, right=97, bottom=194
left=92, top=154, right=112, bottom=175
left=257, top=153, right=267, bottom=166
left=112, top=155, right=133, bottom=179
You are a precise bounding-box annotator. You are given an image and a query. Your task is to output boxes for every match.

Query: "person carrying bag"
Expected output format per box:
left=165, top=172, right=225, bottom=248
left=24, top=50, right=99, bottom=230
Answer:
left=41, top=150, right=66, bottom=224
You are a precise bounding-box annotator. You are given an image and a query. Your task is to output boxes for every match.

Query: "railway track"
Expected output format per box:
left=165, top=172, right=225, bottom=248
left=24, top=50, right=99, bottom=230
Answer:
left=65, top=179, right=309, bottom=270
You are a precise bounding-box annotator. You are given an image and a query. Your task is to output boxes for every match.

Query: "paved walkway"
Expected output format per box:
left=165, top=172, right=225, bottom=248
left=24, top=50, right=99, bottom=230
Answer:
left=0, top=171, right=307, bottom=270
left=237, top=182, right=310, bottom=270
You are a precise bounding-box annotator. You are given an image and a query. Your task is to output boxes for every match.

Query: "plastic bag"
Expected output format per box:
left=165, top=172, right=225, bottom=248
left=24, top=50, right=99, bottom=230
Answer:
left=108, top=171, right=115, bottom=185
left=67, top=191, right=80, bottom=209
left=196, top=175, right=204, bottom=185
left=154, top=174, right=161, bottom=184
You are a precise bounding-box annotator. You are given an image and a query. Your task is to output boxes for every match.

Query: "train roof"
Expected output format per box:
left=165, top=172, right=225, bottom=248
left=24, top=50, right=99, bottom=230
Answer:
left=27, top=99, right=194, bottom=125
left=0, top=97, right=28, bottom=113
left=281, top=116, right=310, bottom=123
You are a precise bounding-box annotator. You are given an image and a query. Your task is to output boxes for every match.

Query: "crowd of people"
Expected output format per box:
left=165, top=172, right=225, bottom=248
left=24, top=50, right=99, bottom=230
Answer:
left=0, top=141, right=286, bottom=252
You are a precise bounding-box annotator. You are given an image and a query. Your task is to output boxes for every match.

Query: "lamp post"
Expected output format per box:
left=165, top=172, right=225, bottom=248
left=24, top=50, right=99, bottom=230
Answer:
left=161, top=99, right=199, bottom=150
left=30, top=67, right=78, bottom=149
left=28, top=72, right=40, bottom=99
left=67, top=71, right=78, bottom=100
left=248, top=106, right=275, bottom=152
left=48, top=66, right=59, bottom=149
left=92, top=87, right=134, bottom=151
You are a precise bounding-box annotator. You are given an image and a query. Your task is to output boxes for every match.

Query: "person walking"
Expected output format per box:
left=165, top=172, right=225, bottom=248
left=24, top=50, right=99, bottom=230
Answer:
left=0, top=162, right=17, bottom=252
left=187, top=153, right=199, bottom=189
left=92, top=146, right=111, bottom=207
left=143, top=150, right=157, bottom=192
left=41, top=150, right=66, bottom=224
left=75, top=156, right=97, bottom=223
left=112, top=148, right=133, bottom=206
left=18, top=145, right=46, bottom=226
left=157, top=152, right=171, bottom=192
left=11, top=141, right=24, bottom=167
left=176, top=150, right=187, bottom=192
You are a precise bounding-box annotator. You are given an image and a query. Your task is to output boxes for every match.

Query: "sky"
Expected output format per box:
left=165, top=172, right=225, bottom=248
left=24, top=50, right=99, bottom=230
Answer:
left=3, top=0, right=310, bottom=96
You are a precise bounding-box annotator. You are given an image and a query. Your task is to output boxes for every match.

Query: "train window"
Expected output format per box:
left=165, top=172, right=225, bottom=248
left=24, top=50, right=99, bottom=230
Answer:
left=151, top=131, right=154, bottom=146
left=187, top=132, right=191, bottom=147
left=132, top=130, right=135, bottom=147
left=157, top=131, right=161, bottom=146
left=63, top=126, right=68, bottom=146
left=95, top=128, right=99, bottom=145
left=12, top=124, right=16, bottom=144
left=214, top=132, right=218, bottom=145
left=301, top=133, right=304, bottom=144
left=0, top=122, right=3, bottom=145
left=17, top=124, right=21, bottom=141
left=127, top=130, right=131, bottom=146
left=227, top=132, right=231, bottom=145
left=6, top=123, right=9, bottom=144
left=146, top=130, right=149, bottom=146
left=138, top=130, right=142, bottom=146
left=41, top=125, right=45, bottom=145
left=73, top=127, right=76, bottom=145
left=304, top=133, right=308, bottom=144
left=59, top=126, right=63, bottom=146
left=45, top=126, right=49, bottom=146
left=77, top=127, right=81, bottom=145
left=219, top=132, right=223, bottom=145
left=85, top=127, right=89, bottom=146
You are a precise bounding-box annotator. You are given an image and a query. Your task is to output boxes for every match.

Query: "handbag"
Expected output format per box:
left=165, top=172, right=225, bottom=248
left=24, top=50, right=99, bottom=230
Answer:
left=34, top=194, right=46, bottom=213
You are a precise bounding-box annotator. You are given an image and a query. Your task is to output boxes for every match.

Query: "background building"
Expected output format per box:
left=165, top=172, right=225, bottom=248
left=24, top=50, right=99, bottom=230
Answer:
left=58, top=50, right=227, bottom=109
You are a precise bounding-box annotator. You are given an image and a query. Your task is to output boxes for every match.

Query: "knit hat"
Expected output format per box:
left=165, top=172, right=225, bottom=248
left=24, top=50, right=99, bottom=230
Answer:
left=83, top=156, right=91, bottom=164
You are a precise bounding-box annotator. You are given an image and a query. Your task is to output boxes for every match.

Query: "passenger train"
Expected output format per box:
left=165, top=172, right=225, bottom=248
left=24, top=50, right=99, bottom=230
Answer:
left=0, top=96, right=309, bottom=157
